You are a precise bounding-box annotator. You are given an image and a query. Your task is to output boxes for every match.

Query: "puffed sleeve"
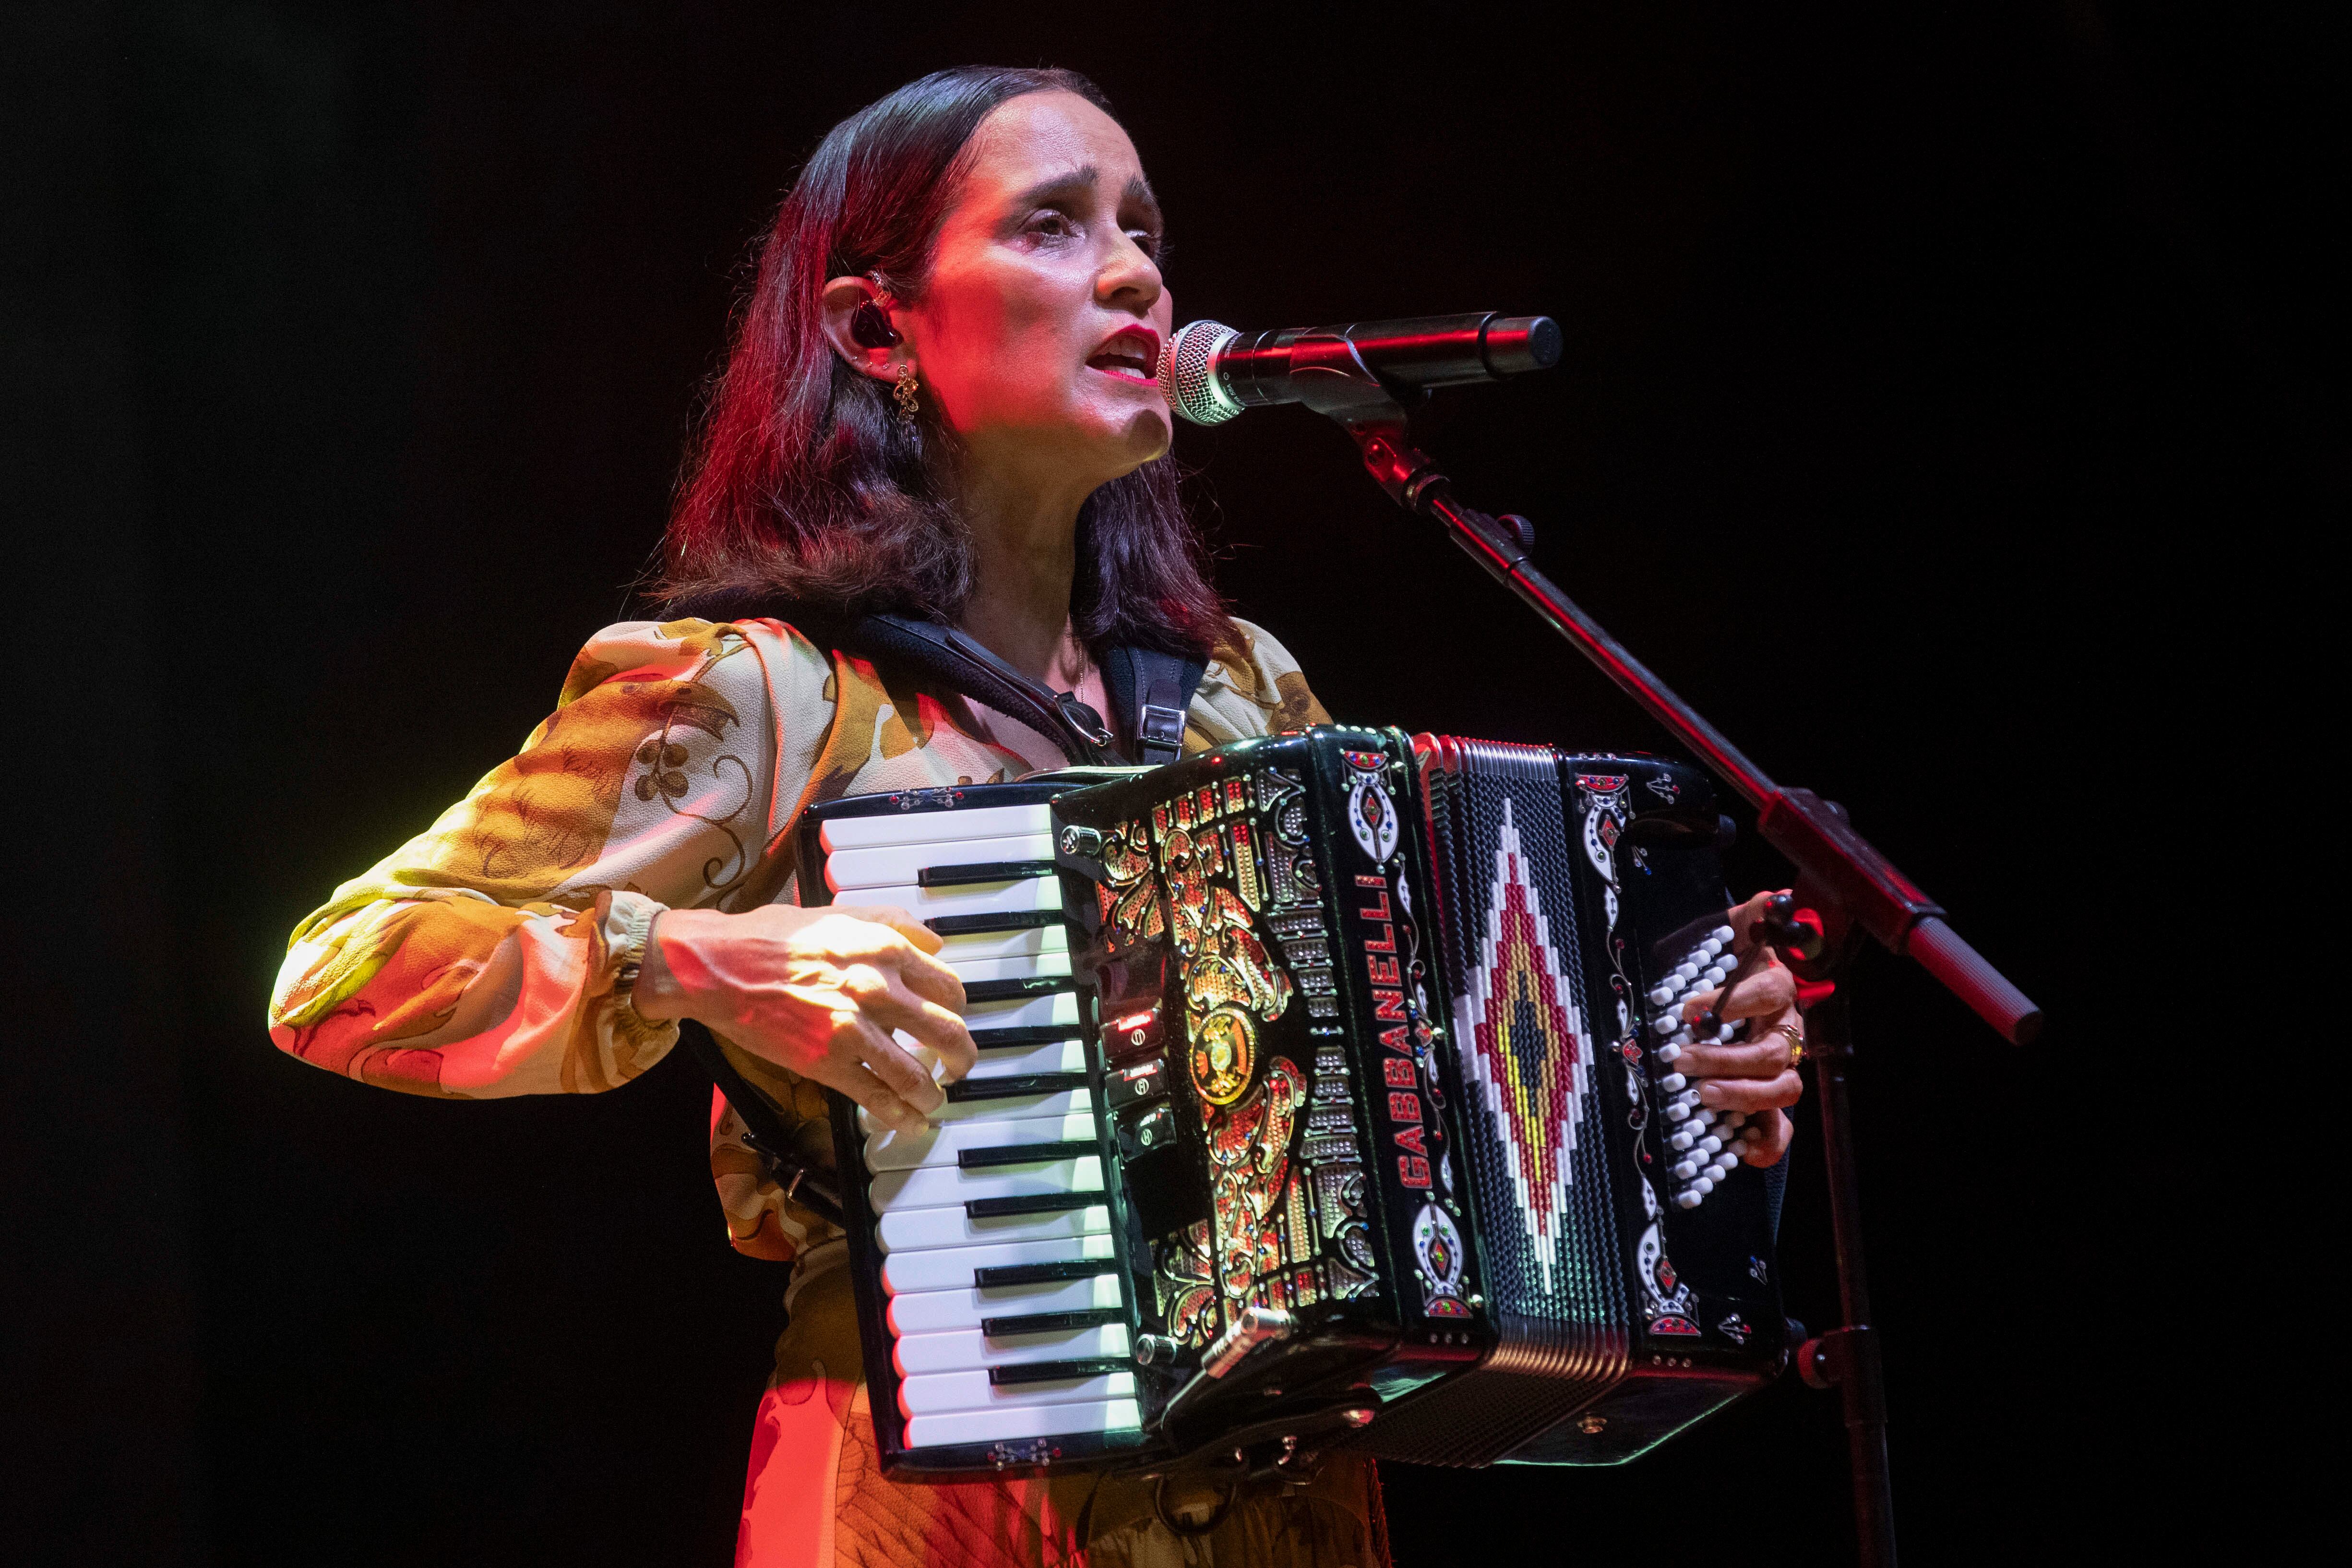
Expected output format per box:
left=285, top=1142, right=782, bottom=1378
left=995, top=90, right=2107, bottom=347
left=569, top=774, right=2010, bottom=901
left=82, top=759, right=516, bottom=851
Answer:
left=1185, top=616, right=1333, bottom=750
left=266, top=618, right=791, bottom=1098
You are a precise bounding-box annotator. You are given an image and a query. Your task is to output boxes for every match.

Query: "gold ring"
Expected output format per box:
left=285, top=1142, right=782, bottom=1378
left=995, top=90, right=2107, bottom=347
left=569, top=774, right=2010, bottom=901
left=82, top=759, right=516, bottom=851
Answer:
left=1774, top=1020, right=1807, bottom=1066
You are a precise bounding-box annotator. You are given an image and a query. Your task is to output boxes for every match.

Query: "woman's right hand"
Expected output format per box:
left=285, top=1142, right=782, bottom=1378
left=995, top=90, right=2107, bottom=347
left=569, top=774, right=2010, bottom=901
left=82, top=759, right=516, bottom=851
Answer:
left=633, top=904, right=975, bottom=1134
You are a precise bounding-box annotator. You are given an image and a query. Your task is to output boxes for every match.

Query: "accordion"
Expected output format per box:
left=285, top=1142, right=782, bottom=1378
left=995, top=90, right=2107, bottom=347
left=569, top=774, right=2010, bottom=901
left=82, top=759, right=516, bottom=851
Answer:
left=799, top=726, right=1788, bottom=1480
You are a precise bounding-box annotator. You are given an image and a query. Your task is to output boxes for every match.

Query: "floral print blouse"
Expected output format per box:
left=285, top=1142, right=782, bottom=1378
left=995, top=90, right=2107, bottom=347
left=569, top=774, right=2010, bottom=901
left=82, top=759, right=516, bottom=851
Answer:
left=267, top=614, right=1331, bottom=1268
left=264, top=612, right=1404, bottom=1568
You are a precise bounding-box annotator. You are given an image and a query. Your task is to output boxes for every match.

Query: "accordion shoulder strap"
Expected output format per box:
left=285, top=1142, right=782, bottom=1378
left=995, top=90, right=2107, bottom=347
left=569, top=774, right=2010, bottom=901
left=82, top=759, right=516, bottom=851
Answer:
left=1102, top=644, right=1206, bottom=766
left=676, top=1018, right=847, bottom=1230
left=846, top=613, right=1118, bottom=766
left=661, top=591, right=1206, bottom=767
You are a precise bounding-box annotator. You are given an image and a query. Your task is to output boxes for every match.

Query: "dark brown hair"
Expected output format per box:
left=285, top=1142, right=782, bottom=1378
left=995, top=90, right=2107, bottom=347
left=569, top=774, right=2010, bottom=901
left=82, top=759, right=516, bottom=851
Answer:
left=657, top=67, right=1232, bottom=660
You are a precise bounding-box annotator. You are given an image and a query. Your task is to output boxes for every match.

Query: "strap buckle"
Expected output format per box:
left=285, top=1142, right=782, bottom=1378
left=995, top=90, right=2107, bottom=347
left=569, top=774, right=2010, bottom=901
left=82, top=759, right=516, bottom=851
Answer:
left=1139, top=703, right=1185, bottom=759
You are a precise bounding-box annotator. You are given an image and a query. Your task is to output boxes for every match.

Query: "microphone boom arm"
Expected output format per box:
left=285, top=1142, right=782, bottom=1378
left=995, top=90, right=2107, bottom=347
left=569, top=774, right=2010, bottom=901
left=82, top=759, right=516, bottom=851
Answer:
left=1289, top=365, right=2035, bottom=1568
left=1311, top=378, right=2042, bottom=1047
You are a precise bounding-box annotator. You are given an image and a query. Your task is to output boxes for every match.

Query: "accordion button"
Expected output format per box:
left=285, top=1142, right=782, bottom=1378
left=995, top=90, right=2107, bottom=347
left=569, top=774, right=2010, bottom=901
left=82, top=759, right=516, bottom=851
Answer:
left=1675, top=1189, right=1704, bottom=1210
left=1655, top=1045, right=1682, bottom=1065
left=1673, top=1159, right=1701, bottom=1181
left=1668, top=1129, right=1697, bottom=1151
left=1648, top=985, right=1678, bottom=1008
left=1693, top=1176, right=1716, bottom=1196
left=1711, top=925, right=1736, bottom=945
left=1675, top=963, right=1701, bottom=983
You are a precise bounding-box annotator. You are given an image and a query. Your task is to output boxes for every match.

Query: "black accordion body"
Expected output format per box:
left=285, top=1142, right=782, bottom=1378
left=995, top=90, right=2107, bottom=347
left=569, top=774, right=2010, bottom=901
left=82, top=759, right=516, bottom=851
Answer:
left=798, top=727, right=1787, bottom=1480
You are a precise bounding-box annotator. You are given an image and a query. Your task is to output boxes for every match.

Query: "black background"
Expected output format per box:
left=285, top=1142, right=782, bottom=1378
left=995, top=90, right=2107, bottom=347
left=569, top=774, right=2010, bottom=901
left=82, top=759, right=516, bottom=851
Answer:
left=3, top=3, right=2334, bottom=1564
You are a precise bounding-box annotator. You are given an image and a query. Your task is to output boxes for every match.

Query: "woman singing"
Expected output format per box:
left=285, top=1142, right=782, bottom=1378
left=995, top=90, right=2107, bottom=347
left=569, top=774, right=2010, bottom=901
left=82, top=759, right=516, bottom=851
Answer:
left=268, top=66, right=1808, bottom=1567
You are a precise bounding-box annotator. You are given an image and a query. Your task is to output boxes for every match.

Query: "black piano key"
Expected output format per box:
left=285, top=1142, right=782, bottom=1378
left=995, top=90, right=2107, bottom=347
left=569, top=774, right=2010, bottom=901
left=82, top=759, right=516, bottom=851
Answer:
left=979, top=1307, right=1125, bottom=1337
left=988, top=1357, right=1133, bottom=1387
left=927, top=910, right=1063, bottom=935
left=965, top=1191, right=1101, bottom=1219
left=971, top=1025, right=1085, bottom=1050
left=918, top=860, right=1056, bottom=887
left=957, top=1139, right=1099, bottom=1170
left=964, top=975, right=1078, bottom=1003
left=946, top=1072, right=1089, bottom=1103
left=975, top=1258, right=1122, bottom=1288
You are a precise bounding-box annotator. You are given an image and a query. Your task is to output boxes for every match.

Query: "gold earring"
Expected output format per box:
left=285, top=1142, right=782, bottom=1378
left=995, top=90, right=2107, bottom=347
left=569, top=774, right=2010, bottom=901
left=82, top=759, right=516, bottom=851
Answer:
left=894, top=362, right=920, bottom=426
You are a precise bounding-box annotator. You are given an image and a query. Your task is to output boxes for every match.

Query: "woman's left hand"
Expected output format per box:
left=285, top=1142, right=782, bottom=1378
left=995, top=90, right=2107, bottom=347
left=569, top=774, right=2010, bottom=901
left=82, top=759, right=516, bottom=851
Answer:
left=1674, top=888, right=1809, bottom=1166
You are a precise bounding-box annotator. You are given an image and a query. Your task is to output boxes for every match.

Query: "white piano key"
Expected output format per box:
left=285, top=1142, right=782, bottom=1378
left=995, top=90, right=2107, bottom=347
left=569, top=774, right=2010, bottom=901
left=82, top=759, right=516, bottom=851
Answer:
left=966, top=991, right=1081, bottom=1033
left=876, top=1202, right=1110, bottom=1254
left=820, top=804, right=1054, bottom=852
left=880, top=1233, right=1116, bottom=1295
left=860, top=1087, right=1094, bottom=1134
left=884, top=1272, right=1124, bottom=1335
left=938, top=924, right=1069, bottom=964
left=899, top=1366, right=1135, bottom=1418
left=965, top=1037, right=1088, bottom=1079
left=826, top=833, right=1055, bottom=894
left=892, top=1322, right=1131, bottom=1377
left=841, top=876, right=1063, bottom=923
left=945, top=950, right=1075, bottom=982
left=883, top=1034, right=1085, bottom=1089
left=904, top=1397, right=1140, bottom=1450
left=867, top=1156, right=1104, bottom=1215
left=864, top=1113, right=1099, bottom=1173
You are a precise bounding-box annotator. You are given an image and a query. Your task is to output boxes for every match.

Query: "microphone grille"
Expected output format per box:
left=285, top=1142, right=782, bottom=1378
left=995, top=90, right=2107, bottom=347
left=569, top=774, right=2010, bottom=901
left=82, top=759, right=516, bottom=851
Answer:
left=1159, top=320, right=1243, bottom=426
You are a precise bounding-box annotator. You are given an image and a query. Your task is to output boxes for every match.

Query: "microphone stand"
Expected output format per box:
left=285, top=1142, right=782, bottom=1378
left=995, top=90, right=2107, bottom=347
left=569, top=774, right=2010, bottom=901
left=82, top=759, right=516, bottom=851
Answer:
left=1277, top=365, right=2042, bottom=1568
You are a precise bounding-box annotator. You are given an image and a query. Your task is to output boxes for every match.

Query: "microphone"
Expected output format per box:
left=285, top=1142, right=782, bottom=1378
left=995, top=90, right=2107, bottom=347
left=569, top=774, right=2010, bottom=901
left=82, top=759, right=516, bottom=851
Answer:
left=1158, top=311, right=1561, bottom=426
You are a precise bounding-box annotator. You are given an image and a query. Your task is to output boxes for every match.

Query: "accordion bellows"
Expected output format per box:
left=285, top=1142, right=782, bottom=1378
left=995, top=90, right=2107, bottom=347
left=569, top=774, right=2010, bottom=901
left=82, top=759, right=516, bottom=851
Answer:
left=799, top=727, right=1787, bottom=1481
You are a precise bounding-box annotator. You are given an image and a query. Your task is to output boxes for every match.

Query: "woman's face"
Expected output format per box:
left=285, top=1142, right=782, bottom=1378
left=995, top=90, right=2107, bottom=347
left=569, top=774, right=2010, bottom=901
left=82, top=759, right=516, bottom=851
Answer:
left=898, top=91, right=1174, bottom=498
